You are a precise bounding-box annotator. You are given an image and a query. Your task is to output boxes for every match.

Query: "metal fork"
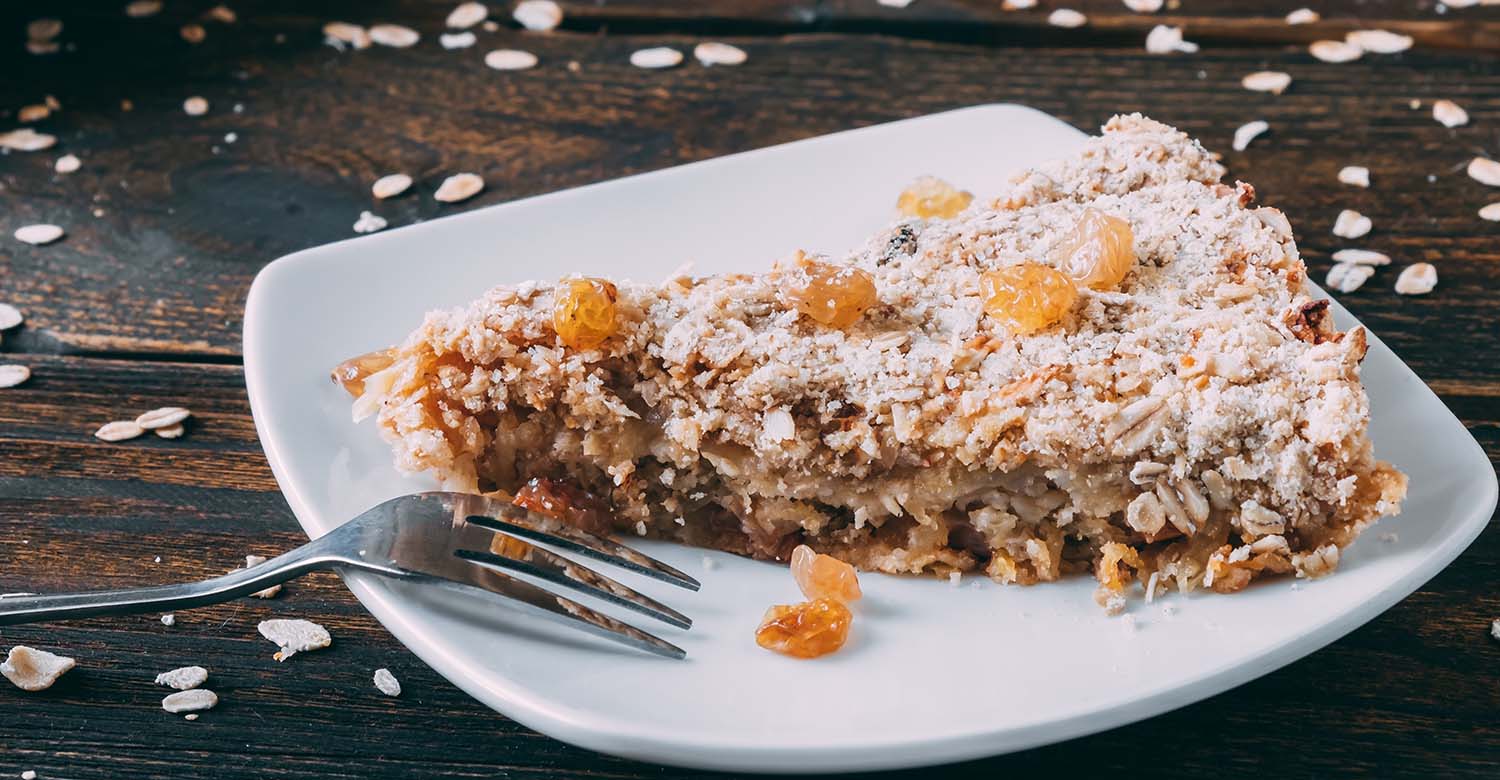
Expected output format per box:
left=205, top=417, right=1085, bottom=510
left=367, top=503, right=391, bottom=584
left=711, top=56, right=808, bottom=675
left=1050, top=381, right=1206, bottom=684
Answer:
left=0, top=492, right=699, bottom=659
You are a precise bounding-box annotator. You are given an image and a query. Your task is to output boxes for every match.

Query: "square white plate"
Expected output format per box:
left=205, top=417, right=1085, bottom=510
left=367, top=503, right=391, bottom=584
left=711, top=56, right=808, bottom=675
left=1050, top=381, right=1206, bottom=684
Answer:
left=244, top=105, right=1497, bottom=773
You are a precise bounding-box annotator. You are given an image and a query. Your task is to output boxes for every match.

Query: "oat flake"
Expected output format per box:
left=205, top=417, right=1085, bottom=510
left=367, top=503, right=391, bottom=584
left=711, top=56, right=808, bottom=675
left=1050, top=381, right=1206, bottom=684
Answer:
left=1394, top=263, right=1437, bottom=295
left=154, top=423, right=186, bottom=439
left=0, top=128, right=58, bottom=151
left=1346, top=29, right=1413, bottom=54
left=1047, top=9, right=1087, bottom=27
left=1231, top=120, right=1268, bottom=151
left=0, top=365, right=31, bottom=388
left=1001, top=0, right=1036, bottom=8
left=136, top=406, right=190, bottom=430
left=18, top=105, right=49, bottom=123
left=1337, top=165, right=1369, bottom=187
left=183, top=96, right=209, bottom=116
left=370, top=24, right=420, bottom=48
left=694, top=42, right=747, bottom=66
left=353, top=211, right=388, bottom=234
left=1123, top=0, right=1163, bottom=11
left=1242, top=71, right=1291, bottom=94
left=14, top=224, right=64, bottom=245
left=1467, top=157, right=1500, bottom=186
left=435, top=172, right=484, bottom=202
left=1332, top=209, right=1372, bottom=239
left=2, top=646, right=76, bottom=691
left=447, top=1, right=488, bottom=29
left=204, top=5, right=237, bottom=23
left=1309, top=40, right=1362, bottom=63
left=258, top=619, right=332, bottom=660
left=95, top=420, right=146, bottom=442
left=513, top=0, right=563, bottom=31
left=440, top=31, right=477, bottom=49
left=0, top=303, right=22, bottom=330
left=162, top=689, right=218, bottom=714
left=484, top=48, right=538, bottom=70
left=373, top=668, right=402, bottom=697
left=1479, top=202, right=1500, bottom=221
left=27, top=40, right=59, bottom=56
left=180, top=23, right=206, bottom=43
left=54, top=154, right=81, bottom=174
left=1145, top=25, right=1197, bottom=54
left=1286, top=8, right=1319, bottom=23
left=372, top=173, right=413, bottom=199
left=630, top=47, right=683, bottom=69
left=125, top=0, right=163, bottom=18
left=877, top=0, right=914, bottom=6
left=323, top=21, right=371, bottom=50
left=1432, top=99, right=1468, bottom=128
left=1326, top=262, right=1374, bottom=293
left=155, top=666, right=208, bottom=691
left=1332, top=249, right=1390, bottom=266
left=28, top=18, right=63, bottom=41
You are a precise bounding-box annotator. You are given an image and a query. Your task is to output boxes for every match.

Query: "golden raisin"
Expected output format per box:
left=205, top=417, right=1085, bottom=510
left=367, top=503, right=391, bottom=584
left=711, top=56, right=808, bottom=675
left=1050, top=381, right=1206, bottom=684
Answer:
left=512, top=477, right=613, bottom=535
left=330, top=348, right=395, bottom=397
left=896, top=176, right=973, bottom=220
left=1053, top=208, right=1136, bottom=290
left=979, top=262, right=1078, bottom=334
left=755, top=598, right=853, bottom=659
left=790, top=544, right=862, bottom=604
left=790, top=263, right=877, bottom=329
left=552, top=278, right=619, bottom=350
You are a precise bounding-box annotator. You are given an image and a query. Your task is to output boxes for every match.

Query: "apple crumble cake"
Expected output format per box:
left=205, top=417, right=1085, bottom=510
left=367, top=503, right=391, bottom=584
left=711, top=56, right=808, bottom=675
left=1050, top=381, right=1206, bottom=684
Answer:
left=340, top=114, right=1406, bottom=611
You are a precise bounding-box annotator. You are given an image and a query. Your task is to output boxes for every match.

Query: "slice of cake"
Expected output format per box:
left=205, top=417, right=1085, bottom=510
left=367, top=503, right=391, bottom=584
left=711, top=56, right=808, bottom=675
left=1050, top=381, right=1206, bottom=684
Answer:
left=340, top=114, right=1406, bottom=610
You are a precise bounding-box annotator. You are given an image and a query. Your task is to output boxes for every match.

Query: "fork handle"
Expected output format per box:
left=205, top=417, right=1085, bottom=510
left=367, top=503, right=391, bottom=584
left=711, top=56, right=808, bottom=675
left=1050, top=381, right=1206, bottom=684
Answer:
left=0, top=551, right=336, bottom=626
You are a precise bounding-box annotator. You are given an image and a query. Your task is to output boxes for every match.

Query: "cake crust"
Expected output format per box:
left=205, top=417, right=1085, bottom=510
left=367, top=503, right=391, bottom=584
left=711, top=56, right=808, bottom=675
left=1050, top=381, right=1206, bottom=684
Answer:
left=348, top=114, right=1406, bottom=608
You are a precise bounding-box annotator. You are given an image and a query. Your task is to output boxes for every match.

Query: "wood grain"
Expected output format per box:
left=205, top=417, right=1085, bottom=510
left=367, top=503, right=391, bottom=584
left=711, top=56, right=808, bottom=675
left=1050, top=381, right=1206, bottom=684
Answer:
left=2, top=2, right=1498, bottom=778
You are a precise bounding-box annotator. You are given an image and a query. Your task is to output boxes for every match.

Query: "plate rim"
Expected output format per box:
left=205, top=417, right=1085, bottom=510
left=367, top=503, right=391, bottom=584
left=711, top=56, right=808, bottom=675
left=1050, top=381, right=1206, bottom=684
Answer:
left=244, top=102, right=1498, bottom=773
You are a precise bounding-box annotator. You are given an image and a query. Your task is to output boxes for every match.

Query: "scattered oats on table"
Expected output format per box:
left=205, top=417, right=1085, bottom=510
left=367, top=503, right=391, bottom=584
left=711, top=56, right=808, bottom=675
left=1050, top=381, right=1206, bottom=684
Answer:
left=1231, top=120, right=1268, bottom=151
left=1285, top=8, right=1319, bottom=24
left=0, top=365, right=31, bottom=389
left=204, top=5, right=237, bottom=23
left=446, top=1, right=488, bottom=29
left=1479, top=202, right=1500, bottom=222
left=1123, top=0, right=1163, bottom=11
left=434, top=172, right=484, bottom=202
left=1326, top=263, right=1374, bottom=293
left=353, top=211, right=388, bottom=234
left=513, top=0, right=563, bottom=31
left=180, top=23, right=206, bottom=44
left=1394, top=263, right=1437, bottom=295
left=877, top=0, right=914, bottom=6
left=1001, top=0, right=1036, bottom=8
left=154, top=423, right=185, bottom=439
left=155, top=666, right=208, bottom=691
left=28, top=18, right=62, bottom=41
left=19, top=104, right=50, bottom=123
left=1, top=646, right=76, bottom=692
left=95, top=420, right=145, bottom=441
left=162, top=688, right=218, bottom=714
left=369, top=24, right=420, bottom=48
left=54, top=154, right=81, bottom=174
left=14, top=224, right=64, bottom=246
left=373, top=668, right=402, bottom=697
left=258, top=619, right=332, bottom=661
left=183, top=96, right=209, bottom=116
left=125, top=0, right=164, bottom=18
left=323, top=21, right=372, bottom=50
left=136, top=406, right=191, bottom=430
left=1346, top=29, right=1413, bottom=54
left=1491, top=619, right=1500, bottom=642
left=694, top=42, right=747, bottom=66
left=234, top=555, right=283, bottom=598
left=1469, top=157, right=1500, bottom=187
left=1333, top=209, right=1372, bottom=239
left=0, top=128, right=57, bottom=151
left=1145, top=25, right=1197, bottom=54
left=1047, top=8, right=1087, bottom=27
left=0, top=303, right=22, bottom=331
left=1310, top=40, right=1362, bottom=63
left=160, top=613, right=176, bottom=626
left=1332, top=249, right=1391, bottom=266
left=484, top=48, right=538, bottom=70
left=440, top=31, right=476, bottom=49
left=1337, top=165, right=1370, bottom=188
left=1433, top=99, right=1469, bottom=128
left=21, top=770, right=37, bottom=780
left=630, top=47, right=684, bottom=69
left=373, top=173, right=413, bottom=199
left=1242, top=71, right=1291, bottom=94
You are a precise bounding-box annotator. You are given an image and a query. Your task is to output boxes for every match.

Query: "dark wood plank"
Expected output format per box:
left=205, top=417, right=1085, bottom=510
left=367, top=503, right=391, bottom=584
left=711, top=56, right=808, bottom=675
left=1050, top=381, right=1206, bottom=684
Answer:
left=0, top=355, right=1496, bottom=779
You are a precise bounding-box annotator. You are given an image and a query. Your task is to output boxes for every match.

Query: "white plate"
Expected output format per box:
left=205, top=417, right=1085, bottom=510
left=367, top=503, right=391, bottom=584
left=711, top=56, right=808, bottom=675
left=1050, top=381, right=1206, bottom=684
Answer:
left=244, top=105, right=1497, bottom=773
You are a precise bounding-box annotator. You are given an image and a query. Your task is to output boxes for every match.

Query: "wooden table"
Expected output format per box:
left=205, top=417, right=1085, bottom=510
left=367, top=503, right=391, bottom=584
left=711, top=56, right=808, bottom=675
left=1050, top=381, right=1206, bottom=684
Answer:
left=3, top=2, right=1498, bottom=777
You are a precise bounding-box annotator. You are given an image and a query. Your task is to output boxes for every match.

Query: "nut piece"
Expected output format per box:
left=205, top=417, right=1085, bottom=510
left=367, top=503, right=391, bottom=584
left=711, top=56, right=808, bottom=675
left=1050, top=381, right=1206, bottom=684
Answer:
left=14, top=224, right=64, bottom=246
left=484, top=48, right=538, bottom=70
left=1326, top=262, right=1374, bottom=293
left=95, top=420, right=146, bottom=442
left=373, top=667, right=402, bottom=697
left=630, top=47, right=683, bottom=69
left=693, top=42, right=747, bottom=66
left=0, top=365, right=31, bottom=388
left=1332, top=209, right=1372, bottom=239
left=1242, top=71, right=1292, bottom=94
left=136, top=406, right=191, bottom=430
left=1285, top=8, right=1319, bottom=24
left=1310, top=40, right=1362, bottom=63
left=513, top=0, right=563, bottom=31
left=1047, top=8, right=1087, bottom=27
left=372, top=173, right=412, bottom=199
left=1346, top=29, right=1413, bottom=54
left=1232, top=120, right=1269, bottom=152
left=446, top=1, right=488, bottom=28
left=258, top=619, right=332, bottom=661
left=2, top=646, right=76, bottom=691
left=369, top=24, right=420, bottom=48
left=1292, top=543, right=1340, bottom=578
left=353, top=211, right=387, bottom=234
left=1468, top=157, right=1500, bottom=187
left=1433, top=99, right=1469, bottom=128
left=1394, top=263, right=1437, bottom=295
left=1145, top=25, right=1197, bottom=55
left=155, top=665, right=209, bottom=691
left=434, top=172, right=484, bottom=202
left=161, top=688, right=218, bottom=714
left=1337, top=165, right=1369, bottom=188
left=1331, top=248, right=1390, bottom=266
